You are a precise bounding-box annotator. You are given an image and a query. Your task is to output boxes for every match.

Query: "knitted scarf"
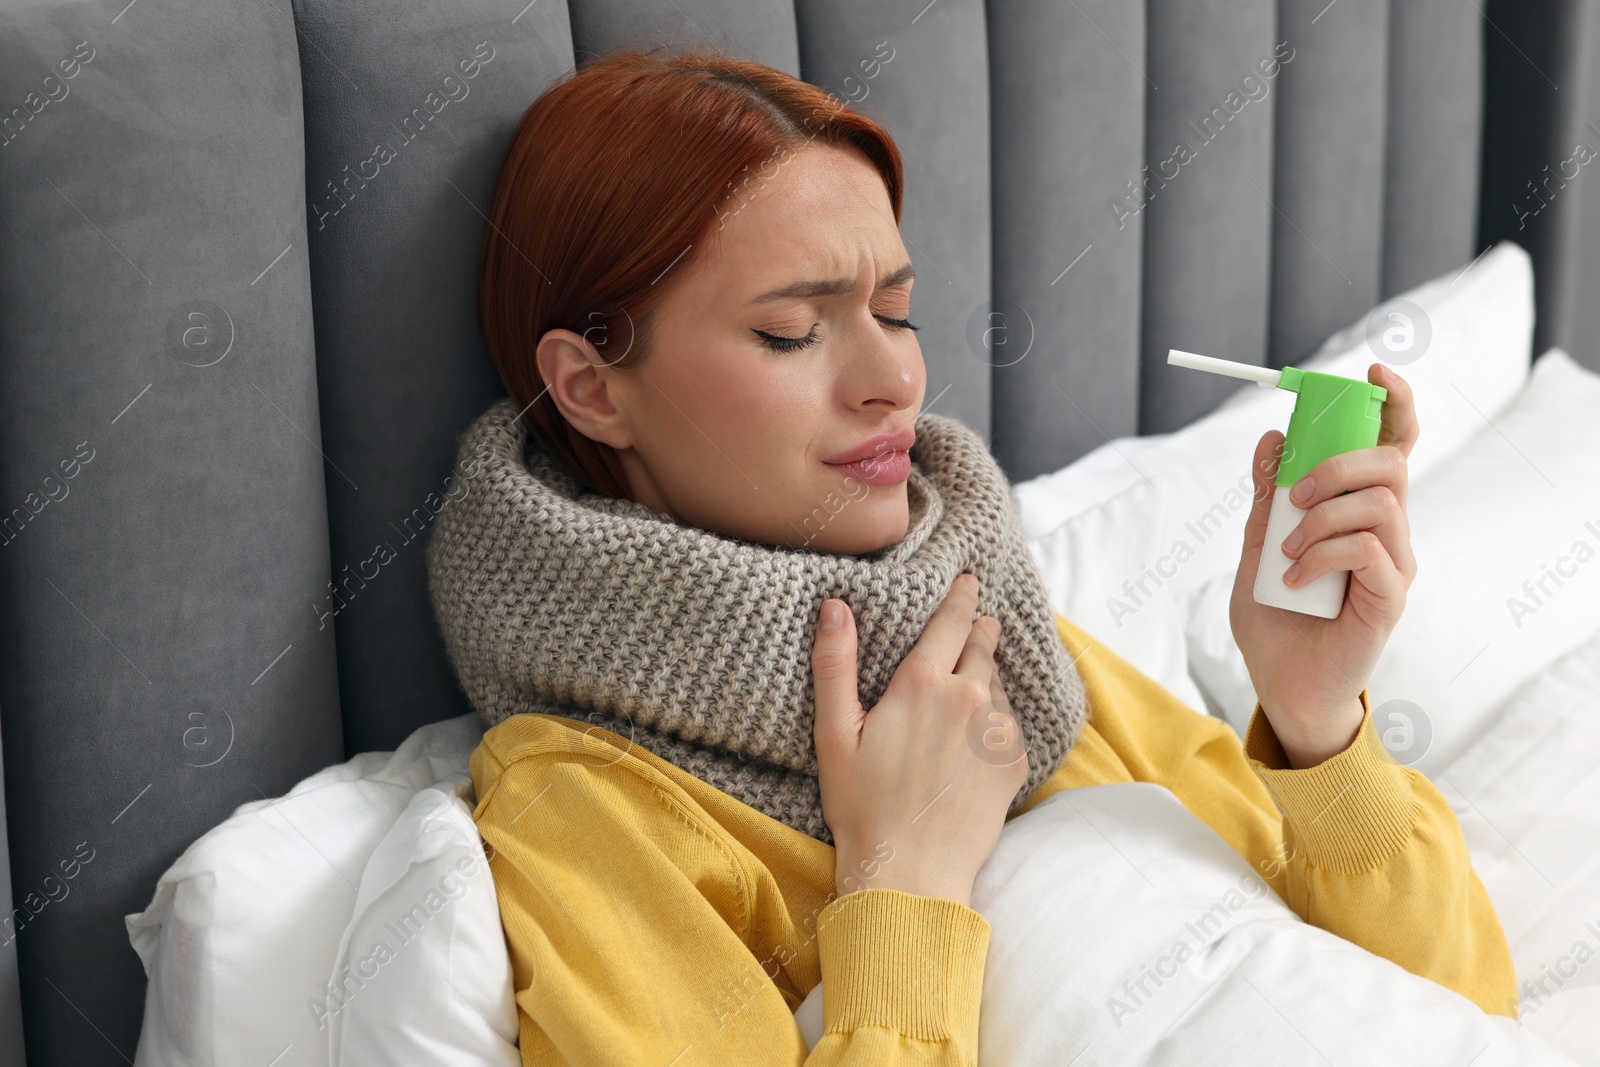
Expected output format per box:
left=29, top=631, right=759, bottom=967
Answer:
left=425, top=398, right=1090, bottom=844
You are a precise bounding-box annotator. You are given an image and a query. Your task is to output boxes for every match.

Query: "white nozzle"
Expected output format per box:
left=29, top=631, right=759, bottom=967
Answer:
left=1167, top=349, right=1283, bottom=389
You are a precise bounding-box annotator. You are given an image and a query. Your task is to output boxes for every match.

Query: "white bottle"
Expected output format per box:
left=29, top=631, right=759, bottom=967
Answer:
left=1255, top=484, right=1347, bottom=619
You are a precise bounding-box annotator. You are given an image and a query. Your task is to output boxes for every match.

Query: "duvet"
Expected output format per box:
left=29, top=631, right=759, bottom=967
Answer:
left=794, top=780, right=1581, bottom=1066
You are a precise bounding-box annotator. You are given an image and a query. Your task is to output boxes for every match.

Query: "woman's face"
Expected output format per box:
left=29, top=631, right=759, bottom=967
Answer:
left=537, top=143, right=926, bottom=555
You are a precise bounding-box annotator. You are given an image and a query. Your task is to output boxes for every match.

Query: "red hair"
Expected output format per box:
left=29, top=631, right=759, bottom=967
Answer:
left=476, top=48, right=906, bottom=497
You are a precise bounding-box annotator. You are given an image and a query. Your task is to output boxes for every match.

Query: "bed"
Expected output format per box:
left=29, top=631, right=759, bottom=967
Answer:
left=3, top=1, right=1598, bottom=1064
left=121, top=241, right=1600, bottom=1066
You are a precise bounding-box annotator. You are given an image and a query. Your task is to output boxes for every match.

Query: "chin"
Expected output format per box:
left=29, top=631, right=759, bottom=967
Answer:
left=813, top=496, right=910, bottom=555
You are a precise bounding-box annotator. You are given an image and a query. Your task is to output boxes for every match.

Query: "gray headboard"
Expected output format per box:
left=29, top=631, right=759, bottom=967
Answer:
left=2, top=0, right=1597, bottom=1062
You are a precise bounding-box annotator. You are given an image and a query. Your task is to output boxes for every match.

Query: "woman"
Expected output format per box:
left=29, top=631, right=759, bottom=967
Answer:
left=425, top=48, right=1515, bottom=1064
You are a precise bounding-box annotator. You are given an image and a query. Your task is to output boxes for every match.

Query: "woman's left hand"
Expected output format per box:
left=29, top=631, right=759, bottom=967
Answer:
left=1230, top=362, right=1420, bottom=768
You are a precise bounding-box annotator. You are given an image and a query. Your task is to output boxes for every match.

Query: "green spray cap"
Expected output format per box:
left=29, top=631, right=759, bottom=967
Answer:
left=1165, top=350, right=1387, bottom=486
left=1271, top=366, right=1387, bottom=486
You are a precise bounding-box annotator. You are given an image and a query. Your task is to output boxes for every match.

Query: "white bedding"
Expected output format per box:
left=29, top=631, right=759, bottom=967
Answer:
left=1438, top=622, right=1600, bottom=1061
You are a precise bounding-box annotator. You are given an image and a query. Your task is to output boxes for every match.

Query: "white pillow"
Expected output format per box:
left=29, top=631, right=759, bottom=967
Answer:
left=126, top=713, right=488, bottom=1067
left=1013, top=240, right=1534, bottom=615
left=797, top=782, right=1575, bottom=1064
left=1213, top=240, right=1535, bottom=488
left=1183, top=348, right=1600, bottom=766
left=1021, top=477, right=1208, bottom=713
left=327, top=782, right=518, bottom=1065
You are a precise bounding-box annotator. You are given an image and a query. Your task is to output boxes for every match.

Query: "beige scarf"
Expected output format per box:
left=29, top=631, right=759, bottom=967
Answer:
left=425, top=398, right=1089, bottom=844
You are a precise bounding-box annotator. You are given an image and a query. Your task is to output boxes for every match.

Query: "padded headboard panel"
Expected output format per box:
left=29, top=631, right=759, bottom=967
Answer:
left=1, top=0, right=1596, bottom=1062
left=0, top=3, right=344, bottom=1063
left=292, top=0, right=576, bottom=769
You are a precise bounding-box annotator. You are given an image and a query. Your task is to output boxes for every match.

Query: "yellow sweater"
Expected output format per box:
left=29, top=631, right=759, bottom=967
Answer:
left=469, top=613, right=1517, bottom=1065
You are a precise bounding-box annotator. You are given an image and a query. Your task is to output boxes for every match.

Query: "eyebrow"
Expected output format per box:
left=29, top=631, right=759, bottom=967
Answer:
left=747, top=262, right=916, bottom=304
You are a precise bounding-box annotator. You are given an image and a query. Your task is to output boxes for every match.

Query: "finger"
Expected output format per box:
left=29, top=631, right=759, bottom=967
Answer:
left=988, top=668, right=1013, bottom=719
left=970, top=641, right=1026, bottom=769
left=1288, top=442, right=1410, bottom=513
left=1370, top=363, right=1420, bottom=460
left=1280, top=484, right=1415, bottom=580
left=1283, top=529, right=1406, bottom=603
left=986, top=668, right=1020, bottom=742
left=912, top=572, right=983, bottom=675
left=811, top=599, right=862, bottom=753
left=973, top=697, right=1026, bottom=769
left=952, top=614, right=1000, bottom=683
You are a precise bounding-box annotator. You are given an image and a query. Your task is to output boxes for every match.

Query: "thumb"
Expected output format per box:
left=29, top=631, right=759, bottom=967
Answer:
left=1239, top=430, right=1283, bottom=585
left=811, top=599, right=862, bottom=754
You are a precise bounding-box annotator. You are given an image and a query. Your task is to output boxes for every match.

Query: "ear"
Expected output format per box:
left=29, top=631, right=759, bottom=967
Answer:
left=534, top=328, right=634, bottom=450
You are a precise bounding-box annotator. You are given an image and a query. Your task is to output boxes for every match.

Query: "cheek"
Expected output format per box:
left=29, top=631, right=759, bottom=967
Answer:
left=659, top=345, right=825, bottom=460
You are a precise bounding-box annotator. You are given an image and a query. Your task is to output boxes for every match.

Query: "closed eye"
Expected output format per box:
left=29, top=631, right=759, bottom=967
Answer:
left=752, top=326, right=820, bottom=353
left=752, top=314, right=919, bottom=353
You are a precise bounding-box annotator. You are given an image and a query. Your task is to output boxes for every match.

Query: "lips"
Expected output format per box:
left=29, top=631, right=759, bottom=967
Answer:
left=823, top=427, right=916, bottom=487
left=822, top=427, right=916, bottom=466
left=827, top=451, right=912, bottom=486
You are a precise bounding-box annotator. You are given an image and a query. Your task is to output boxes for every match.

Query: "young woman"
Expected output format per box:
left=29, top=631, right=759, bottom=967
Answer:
left=425, top=48, right=1515, bottom=1065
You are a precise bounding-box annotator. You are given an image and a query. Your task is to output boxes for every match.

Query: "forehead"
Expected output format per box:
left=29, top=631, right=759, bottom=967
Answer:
left=696, top=144, right=906, bottom=299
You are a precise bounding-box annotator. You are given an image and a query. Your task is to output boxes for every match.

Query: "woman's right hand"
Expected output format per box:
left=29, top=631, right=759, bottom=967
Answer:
left=812, top=571, right=1029, bottom=908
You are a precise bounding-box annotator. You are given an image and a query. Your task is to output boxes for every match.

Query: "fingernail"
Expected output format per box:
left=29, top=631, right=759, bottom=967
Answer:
left=1282, top=526, right=1304, bottom=554
left=963, top=572, right=980, bottom=591
left=1283, top=562, right=1302, bottom=585
left=1291, top=476, right=1314, bottom=503
left=821, top=600, right=842, bottom=630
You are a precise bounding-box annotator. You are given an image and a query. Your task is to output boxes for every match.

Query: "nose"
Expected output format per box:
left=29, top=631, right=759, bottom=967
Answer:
left=846, top=312, right=923, bottom=412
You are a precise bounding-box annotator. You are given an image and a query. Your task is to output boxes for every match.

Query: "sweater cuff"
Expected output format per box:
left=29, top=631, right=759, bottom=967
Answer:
left=1244, top=688, right=1417, bottom=873
left=815, top=887, right=990, bottom=1043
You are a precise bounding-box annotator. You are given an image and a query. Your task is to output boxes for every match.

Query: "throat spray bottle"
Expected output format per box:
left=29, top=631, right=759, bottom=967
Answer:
left=1167, top=350, right=1387, bottom=619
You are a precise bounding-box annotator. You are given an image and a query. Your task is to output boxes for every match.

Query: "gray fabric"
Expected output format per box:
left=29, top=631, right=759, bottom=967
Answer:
left=1268, top=0, right=1389, bottom=367
left=989, top=0, right=1146, bottom=481
left=1479, top=0, right=1599, bottom=365
left=1569, top=2, right=1600, bottom=373
left=797, top=0, right=995, bottom=443
left=571, top=0, right=799, bottom=72
left=1381, top=0, right=1482, bottom=297
left=293, top=0, right=578, bottom=754
left=0, top=2, right=343, bottom=1063
left=1139, top=0, right=1278, bottom=433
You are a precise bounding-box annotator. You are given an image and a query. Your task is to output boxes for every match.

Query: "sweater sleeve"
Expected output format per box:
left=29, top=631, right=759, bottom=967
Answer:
left=1240, top=689, right=1519, bottom=1018
left=811, top=889, right=990, bottom=1064
left=470, top=738, right=990, bottom=1066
